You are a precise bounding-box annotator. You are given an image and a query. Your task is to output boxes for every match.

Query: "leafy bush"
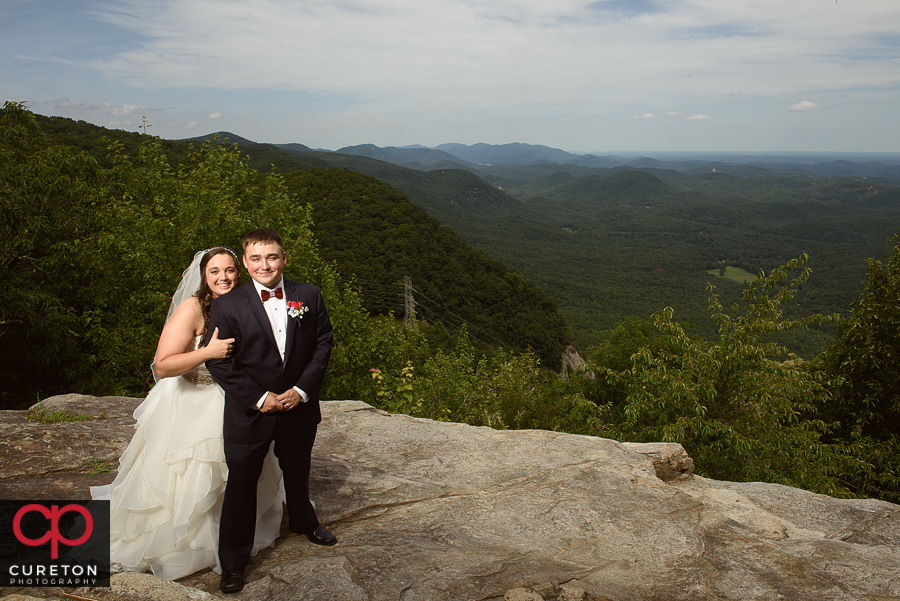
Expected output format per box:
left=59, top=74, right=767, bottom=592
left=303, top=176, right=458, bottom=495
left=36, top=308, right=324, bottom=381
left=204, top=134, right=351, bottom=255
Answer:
left=821, top=233, right=900, bottom=501
left=364, top=326, right=600, bottom=433
left=588, top=256, right=858, bottom=496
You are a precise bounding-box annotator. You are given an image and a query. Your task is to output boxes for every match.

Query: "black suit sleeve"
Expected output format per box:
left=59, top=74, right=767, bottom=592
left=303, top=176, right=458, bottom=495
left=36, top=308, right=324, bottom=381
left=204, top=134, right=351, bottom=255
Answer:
left=205, top=297, right=268, bottom=412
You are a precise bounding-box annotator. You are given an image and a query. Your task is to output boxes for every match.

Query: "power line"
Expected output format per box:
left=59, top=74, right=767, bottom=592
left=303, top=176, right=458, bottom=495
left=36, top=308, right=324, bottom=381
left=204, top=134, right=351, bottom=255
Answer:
left=408, top=285, right=523, bottom=353
left=348, top=275, right=528, bottom=354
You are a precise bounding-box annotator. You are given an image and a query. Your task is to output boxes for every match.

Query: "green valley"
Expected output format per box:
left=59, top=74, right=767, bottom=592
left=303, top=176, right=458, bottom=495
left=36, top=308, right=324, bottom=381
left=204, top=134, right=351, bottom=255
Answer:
left=287, top=147, right=900, bottom=355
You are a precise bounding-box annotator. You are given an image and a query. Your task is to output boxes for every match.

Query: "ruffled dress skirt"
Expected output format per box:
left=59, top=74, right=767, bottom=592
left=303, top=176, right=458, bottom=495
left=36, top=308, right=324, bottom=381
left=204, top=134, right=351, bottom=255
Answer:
left=91, top=370, right=284, bottom=580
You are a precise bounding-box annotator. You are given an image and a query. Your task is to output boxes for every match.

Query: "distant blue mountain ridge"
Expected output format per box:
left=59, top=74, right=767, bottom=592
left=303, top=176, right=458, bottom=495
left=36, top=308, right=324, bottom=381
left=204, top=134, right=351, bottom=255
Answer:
left=186, top=132, right=900, bottom=179
left=317, top=142, right=900, bottom=179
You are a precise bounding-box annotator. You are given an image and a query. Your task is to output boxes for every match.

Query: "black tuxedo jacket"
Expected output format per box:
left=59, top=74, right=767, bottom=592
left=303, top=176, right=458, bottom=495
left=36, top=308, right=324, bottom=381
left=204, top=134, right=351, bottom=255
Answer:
left=205, top=279, right=333, bottom=444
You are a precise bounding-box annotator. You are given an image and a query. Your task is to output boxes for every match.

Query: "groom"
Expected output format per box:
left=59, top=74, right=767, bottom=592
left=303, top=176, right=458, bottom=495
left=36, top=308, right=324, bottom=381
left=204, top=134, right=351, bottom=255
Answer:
left=206, top=228, right=336, bottom=594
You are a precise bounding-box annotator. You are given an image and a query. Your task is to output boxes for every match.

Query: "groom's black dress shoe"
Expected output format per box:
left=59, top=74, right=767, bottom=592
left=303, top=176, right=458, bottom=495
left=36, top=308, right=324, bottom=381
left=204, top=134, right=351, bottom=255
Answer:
left=303, top=524, right=338, bottom=546
left=220, top=571, right=244, bottom=594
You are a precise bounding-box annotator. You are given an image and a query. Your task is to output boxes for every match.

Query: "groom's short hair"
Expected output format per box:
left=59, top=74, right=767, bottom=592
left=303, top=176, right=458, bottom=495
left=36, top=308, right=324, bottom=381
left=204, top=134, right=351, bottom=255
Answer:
left=243, top=228, right=284, bottom=253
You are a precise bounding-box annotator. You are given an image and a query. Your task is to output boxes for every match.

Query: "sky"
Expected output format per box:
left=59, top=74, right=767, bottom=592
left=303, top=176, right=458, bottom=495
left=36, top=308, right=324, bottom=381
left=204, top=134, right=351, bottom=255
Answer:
left=2, top=0, right=900, bottom=153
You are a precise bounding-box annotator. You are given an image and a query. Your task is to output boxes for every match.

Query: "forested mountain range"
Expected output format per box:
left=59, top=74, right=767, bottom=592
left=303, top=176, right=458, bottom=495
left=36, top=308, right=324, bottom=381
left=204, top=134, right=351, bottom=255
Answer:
left=279, top=142, right=900, bottom=354
left=215, top=132, right=900, bottom=354
left=320, top=140, right=900, bottom=180
left=33, top=115, right=900, bottom=357
left=30, top=116, right=569, bottom=368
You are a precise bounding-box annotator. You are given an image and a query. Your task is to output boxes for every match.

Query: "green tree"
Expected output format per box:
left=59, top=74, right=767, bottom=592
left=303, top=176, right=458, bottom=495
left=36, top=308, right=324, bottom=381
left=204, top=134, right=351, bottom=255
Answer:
left=599, top=256, right=853, bottom=495
left=0, top=102, right=372, bottom=407
left=0, top=102, right=104, bottom=407
left=822, top=233, right=900, bottom=501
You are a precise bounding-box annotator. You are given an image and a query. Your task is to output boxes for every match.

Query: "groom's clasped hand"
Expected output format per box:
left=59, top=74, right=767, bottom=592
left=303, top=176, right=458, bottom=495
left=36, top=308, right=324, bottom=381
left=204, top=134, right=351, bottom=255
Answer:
left=259, top=389, right=304, bottom=413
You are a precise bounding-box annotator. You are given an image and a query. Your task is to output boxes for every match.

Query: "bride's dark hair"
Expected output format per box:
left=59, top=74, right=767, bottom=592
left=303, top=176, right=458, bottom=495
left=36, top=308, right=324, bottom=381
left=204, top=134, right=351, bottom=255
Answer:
left=196, top=247, right=240, bottom=338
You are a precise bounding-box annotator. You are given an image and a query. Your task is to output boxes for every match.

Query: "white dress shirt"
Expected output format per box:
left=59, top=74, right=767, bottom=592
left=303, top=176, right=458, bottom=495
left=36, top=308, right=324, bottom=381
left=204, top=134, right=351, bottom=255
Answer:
left=252, top=279, right=308, bottom=409
left=253, top=278, right=288, bottom=359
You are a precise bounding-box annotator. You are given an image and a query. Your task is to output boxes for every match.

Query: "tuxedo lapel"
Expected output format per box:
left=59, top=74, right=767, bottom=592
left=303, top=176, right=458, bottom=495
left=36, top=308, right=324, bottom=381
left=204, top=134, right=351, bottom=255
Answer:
left=243, top=283, right=279, bottom=355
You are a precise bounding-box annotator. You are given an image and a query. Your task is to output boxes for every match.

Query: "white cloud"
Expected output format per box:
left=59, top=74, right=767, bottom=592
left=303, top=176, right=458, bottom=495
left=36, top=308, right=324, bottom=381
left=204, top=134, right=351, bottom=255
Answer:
left=88, top=0, right=900, bottom=113
left=112, top=103, right=144, bottom=116
left=208, top=112, right=221, bottom=119
left=47, top=97, right=148, bottom=118
left=185, top=120, right=199, bottom=129
left=9, top=0, right=900, bottom=150
left=789, top=100, right=819, bottom=112
left=51, top=97, right=111, bottom=112
left=686, top=114, right=712, bottom=120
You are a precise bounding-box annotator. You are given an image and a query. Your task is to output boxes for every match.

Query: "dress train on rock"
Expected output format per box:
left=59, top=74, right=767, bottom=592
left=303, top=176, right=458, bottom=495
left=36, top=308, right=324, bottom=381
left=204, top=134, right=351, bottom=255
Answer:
left=91, top=363, right=284, bottom=580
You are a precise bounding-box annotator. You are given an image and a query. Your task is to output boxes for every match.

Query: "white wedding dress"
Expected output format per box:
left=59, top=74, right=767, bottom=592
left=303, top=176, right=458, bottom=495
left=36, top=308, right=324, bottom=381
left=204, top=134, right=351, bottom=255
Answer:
left=91, top=339, right=285, bottom=580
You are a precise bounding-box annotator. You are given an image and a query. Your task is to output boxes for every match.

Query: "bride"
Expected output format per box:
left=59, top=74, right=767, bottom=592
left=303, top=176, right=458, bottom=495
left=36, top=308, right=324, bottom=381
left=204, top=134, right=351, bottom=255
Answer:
left=92, top=247, right=284, bottom=580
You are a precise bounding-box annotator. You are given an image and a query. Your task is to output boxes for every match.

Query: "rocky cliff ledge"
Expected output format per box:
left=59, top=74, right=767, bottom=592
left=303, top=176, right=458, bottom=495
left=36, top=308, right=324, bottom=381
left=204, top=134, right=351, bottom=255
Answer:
left=2, top=394, right=899, bottom=601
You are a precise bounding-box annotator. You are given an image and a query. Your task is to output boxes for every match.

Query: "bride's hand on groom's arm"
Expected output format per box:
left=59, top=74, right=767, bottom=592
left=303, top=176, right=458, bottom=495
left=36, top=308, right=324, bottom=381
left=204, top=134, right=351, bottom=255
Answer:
left=204, top=327, right=235, bottom=360
left=156, top=302, right=232, bottom=378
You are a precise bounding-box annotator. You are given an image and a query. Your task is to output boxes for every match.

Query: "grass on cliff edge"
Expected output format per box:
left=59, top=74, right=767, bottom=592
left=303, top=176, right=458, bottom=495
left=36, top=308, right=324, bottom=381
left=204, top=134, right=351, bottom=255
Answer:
left=26, top=405, right=101, bottom=423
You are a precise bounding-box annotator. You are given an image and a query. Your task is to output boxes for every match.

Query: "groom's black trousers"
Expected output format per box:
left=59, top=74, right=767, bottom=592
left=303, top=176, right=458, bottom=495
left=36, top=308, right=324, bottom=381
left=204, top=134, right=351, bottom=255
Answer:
left=219, top=425, right=320, bottom=573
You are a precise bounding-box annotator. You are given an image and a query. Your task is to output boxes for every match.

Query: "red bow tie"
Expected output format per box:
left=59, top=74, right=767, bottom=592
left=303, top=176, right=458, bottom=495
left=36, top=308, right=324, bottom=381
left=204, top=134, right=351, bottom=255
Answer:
left=261, top=287, right=283, bottom=302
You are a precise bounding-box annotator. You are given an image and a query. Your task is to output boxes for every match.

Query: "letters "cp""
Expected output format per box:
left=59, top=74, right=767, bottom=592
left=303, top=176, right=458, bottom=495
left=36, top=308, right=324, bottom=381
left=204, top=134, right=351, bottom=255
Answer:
left=13, top=504, right=94, bottom=559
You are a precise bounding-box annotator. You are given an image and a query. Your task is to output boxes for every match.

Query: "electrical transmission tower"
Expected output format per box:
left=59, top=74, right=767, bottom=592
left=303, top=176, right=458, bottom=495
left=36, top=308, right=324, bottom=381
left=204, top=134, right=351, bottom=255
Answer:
left=404, top=276, right=418, bottom=330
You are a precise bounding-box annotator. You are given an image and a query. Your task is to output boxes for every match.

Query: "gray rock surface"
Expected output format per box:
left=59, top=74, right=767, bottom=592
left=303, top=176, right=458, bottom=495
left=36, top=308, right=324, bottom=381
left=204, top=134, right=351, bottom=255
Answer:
left=1, top=396, right=898, bottom=600
left=0, top=394, right=141, bottom=499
